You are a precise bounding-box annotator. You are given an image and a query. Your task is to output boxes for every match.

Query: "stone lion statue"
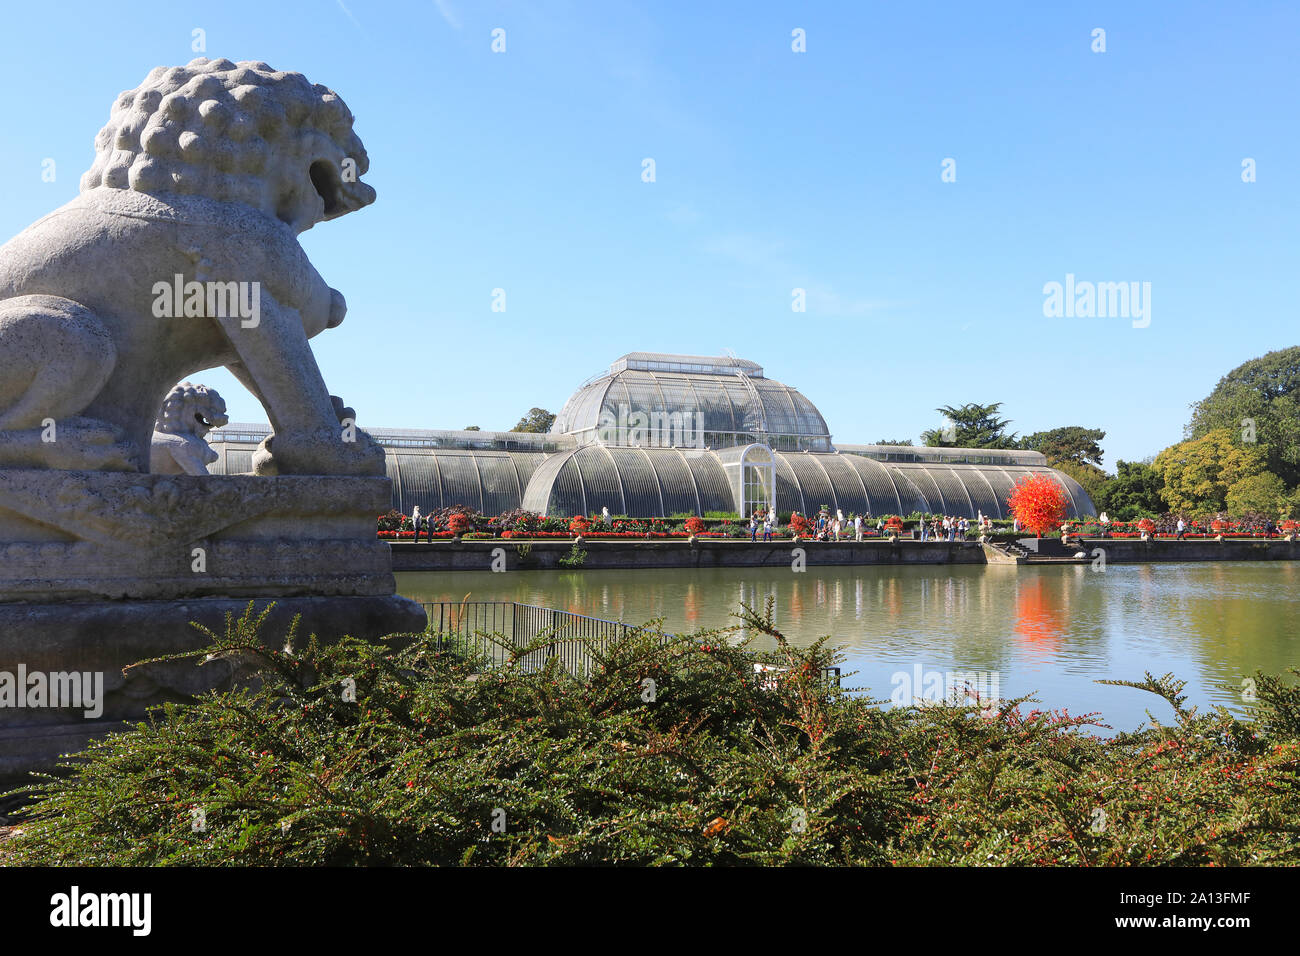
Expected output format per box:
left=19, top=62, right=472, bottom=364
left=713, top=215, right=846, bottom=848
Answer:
left=0, top=58, right=384, bottom=476
left=150, top=381, right=229, bottom=475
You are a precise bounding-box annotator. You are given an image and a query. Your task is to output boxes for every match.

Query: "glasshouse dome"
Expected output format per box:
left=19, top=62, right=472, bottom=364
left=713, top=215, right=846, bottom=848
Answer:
left=207, top=353, right=1095, bottom=520
left=553, top=353, right=833, bottom=452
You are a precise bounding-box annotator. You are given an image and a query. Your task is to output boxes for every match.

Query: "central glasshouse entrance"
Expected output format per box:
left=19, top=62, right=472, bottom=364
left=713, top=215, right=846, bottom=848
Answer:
left=724, top=443, right=775, bottom=518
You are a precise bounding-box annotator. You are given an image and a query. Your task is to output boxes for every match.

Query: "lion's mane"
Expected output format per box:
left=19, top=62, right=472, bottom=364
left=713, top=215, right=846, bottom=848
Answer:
left=81, top=57, right=373, bottom=217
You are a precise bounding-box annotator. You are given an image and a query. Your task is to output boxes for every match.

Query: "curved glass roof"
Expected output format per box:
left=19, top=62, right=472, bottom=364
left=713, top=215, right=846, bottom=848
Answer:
left=210, top=433, right=1094, bottom=519
left=768, top=453, right=1091, bottom=519
left=552, top=354, right=831, bottom=450
left=203, top=352, right=1096, bottom=521
left=521, top=445, right=734, bottom=517
left=210, top=423, right=574, bottom=453
left=381, top=451, right=547, bottom=516
left=521, top=448, right=1094, bottom=519
left=837, top=444, right=1048, bottom=466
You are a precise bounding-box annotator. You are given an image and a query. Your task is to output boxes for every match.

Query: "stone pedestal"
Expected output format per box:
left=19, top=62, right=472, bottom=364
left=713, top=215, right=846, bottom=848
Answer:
left=0, top=471, right=426, bottom=793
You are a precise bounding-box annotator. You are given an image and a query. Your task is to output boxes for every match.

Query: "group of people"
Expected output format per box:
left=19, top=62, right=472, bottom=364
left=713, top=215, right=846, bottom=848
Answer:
left=748, top=511, right=776, bottom=541
left=1096, top=512, right=1286, bottom=540
left=747, top=508, right=1000, bottom=543
left=918, top=514, right=986, bottom=541
left=811, top=510, right=863, bottom=542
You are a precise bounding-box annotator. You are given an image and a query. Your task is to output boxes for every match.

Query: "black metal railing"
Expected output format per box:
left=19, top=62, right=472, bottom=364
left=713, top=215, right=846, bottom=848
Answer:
left=420, top=600, right=841, bottom=686
left=420, top=601, right=650, bottom=678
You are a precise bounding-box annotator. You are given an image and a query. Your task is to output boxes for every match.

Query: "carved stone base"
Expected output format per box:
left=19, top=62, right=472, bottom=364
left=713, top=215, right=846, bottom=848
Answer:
left=0, top=469, right=426, bottom=794
left=0, top=593, right=427, bottom=793
left=0, top=470, right=399, bottom=600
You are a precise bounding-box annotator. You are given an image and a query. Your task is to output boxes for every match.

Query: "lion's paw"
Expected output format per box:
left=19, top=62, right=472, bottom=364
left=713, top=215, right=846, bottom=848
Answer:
left=251, top=426, right=385, bottom=477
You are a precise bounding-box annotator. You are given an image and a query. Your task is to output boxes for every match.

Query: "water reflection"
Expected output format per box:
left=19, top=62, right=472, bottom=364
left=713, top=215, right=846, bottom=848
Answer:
left=396, top=562, right=1300, bottom=733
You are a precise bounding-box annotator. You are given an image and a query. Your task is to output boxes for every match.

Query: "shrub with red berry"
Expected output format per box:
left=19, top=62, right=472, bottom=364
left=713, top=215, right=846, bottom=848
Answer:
left=6, top=602, right=1300, bottom=867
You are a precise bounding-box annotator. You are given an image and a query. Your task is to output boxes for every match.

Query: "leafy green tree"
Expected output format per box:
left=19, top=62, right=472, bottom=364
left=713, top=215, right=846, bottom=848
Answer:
left=875, top=438, right=914, bottom=446
left=1052, top=460, right=1109, bottom=508
left=1151, top=428, right=1270, bottom=514
left=512, top=407, right=557, bottom=433
left=463, top=425, right=481, bottom=431
left=1188, top=346, right=1300, bottom=488
left=1094, top=460, right=1165, bottom=520
left=1225, top=472, right=1289, bottom=516
left=921, top=402, right=1017, bottom=448
left=1020, top=426, right=1106, bottom=468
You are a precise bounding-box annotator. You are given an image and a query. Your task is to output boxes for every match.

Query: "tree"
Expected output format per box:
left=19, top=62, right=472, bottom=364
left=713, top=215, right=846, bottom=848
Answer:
left=1187, top=346, right=1300, bottom=488
left=1225, top=472, right=1289, bottom=516
left=1006, top=473, right=1069, bottom=538
left=1151, top=428, right=1271, bottom=515
left=921, top=402, right=1017, bottom=448
left=875, top=438, right=914, bottom=446
left=1052, top=460, right=1108, bottom=508
left=1094, top=460, right=1165, bottom=520
left=1020, top=426, right=1106, bottom=468
left=463, top=425, right=481, bottom=431
left=512, top=407, right=556, bottom=433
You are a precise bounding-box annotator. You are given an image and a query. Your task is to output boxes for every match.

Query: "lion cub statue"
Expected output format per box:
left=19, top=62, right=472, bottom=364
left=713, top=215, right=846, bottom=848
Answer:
left=150, top=381, right=229, bottom=476
left=0, top=58, right=385, bottom=476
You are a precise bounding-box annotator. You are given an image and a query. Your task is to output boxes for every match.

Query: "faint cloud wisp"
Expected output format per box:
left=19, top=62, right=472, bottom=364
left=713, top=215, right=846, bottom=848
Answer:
left=433, top=0, right=462, bottom=30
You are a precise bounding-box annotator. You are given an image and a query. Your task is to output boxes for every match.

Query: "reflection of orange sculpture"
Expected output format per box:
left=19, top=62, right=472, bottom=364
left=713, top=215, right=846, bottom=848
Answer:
left=883, top=578, right=902, bottom=617
left=684, top=585, right=699, bottom=625
left=1014, top=576, right=1064, bottom=647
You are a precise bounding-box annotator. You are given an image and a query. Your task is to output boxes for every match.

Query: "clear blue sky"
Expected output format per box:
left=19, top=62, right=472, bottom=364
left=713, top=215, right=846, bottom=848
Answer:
left=1, top=1, right=1295, bottom=467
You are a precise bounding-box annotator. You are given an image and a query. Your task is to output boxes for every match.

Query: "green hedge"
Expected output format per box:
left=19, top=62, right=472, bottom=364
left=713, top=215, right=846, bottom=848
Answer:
left=5, top=603, right=1298, bottom=866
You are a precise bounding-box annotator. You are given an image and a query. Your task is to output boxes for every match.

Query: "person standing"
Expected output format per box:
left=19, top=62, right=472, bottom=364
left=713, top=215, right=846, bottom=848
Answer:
left=762, top=512, right=773, bottom=541
left=410, top=506, right=422, bottom=543
left=749, top=512, right=758, bottom=542
left=1176, top=516, right=1186, bottom=540
left=854, top=513, right=863, bottom=542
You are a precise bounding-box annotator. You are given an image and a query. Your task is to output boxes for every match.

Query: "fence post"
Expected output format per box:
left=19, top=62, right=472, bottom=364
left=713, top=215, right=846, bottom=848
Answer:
left=550, top=609, right=558, bottom=661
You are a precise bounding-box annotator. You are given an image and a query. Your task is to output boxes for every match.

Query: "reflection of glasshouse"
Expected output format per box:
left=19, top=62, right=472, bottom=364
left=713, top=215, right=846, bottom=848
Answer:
left=208, top=353, right=1095, bottom=519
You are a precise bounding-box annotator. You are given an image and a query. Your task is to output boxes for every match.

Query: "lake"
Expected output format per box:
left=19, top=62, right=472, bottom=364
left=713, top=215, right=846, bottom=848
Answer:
left=395, top=562, right=1300, bottom=733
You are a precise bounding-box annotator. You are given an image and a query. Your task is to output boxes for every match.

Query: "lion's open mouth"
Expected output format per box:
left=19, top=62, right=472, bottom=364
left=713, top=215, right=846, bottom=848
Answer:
left=309, top=160, right=347, bottom=219
left=195, top=411, right=227, bottom=430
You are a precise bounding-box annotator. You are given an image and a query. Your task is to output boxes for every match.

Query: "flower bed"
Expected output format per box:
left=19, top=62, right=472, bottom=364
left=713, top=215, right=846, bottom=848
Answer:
left=380, top=510, right=1296, bottom=541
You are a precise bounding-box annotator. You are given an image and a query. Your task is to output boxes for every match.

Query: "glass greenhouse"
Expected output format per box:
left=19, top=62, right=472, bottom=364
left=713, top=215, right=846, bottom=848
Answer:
left=208, top=353, right=1095, bottom=519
